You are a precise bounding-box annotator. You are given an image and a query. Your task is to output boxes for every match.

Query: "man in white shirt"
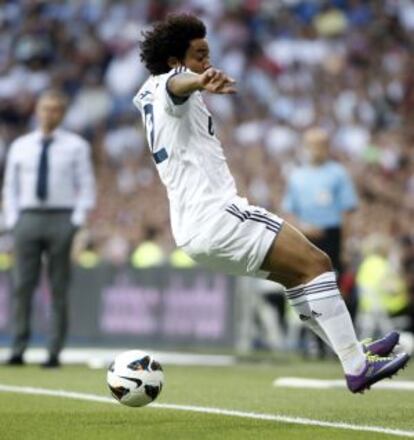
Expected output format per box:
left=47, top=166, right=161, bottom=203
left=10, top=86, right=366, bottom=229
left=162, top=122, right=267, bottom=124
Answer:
left=134, top=14, right=409, bottom=393
left=2, top=90, right=95, bottom=367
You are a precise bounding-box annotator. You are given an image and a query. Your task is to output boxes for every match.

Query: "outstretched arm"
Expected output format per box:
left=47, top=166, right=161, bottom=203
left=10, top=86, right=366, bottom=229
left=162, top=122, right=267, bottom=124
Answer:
left=168, top=67, right=236, bottom=98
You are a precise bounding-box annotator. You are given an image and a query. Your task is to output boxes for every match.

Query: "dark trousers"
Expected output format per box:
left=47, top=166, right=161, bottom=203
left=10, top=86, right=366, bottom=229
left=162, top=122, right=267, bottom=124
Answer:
left=11, top=210, right=76, bottom=358
left=312, top=226, right=342, bottom=273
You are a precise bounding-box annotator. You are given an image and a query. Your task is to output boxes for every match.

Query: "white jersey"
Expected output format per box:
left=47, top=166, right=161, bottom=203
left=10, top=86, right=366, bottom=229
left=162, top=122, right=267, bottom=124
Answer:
left=133, top=68, right=237, bottom=246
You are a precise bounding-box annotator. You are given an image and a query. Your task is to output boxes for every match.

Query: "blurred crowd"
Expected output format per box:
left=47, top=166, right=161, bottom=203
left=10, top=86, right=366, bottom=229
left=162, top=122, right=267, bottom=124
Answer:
left=0, top=0, right=413, bottom=332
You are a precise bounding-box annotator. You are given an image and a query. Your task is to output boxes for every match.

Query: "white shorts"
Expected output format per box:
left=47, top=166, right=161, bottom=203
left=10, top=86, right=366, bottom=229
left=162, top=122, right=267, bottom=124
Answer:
left=181, top=197, right=284, bottom=279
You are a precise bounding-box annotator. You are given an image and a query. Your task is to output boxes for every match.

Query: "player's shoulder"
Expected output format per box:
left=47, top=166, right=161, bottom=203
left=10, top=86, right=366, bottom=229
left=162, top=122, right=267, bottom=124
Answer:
left=135, top=68, right=188, bottom=97
left=168, top=66, right=194, bottom=77
left=133, top=75, right=162, bottom=110
left=139, top=75, right=159, bottom=94
left=134, top=68, right=200, bottom=109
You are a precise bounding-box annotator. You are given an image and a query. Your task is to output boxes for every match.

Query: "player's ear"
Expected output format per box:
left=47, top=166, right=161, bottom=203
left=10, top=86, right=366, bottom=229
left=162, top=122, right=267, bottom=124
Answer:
left=167, top=56, right=180, bottom=69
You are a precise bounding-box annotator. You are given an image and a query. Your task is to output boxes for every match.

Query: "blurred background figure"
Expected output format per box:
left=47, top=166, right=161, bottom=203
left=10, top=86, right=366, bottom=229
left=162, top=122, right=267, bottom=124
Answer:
left=169, top=247, right=196, bottom=269
left=73, top=231, right=101, bottom=270
left=281, top=127, right=358, bottom=357
left=356, top=234, right=409, bottom=340
left=250, top=279, right=288, bottom=351
left=400, top=235, right=414, bottom=335
left=130, top=226, right=165, bottom=269
left=2, top=90, right=95, bottom=367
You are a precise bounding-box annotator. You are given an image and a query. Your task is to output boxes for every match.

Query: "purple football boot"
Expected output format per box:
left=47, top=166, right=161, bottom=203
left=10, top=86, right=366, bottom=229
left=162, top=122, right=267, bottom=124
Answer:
left=346, top=352, right=410, bottom=394
left=362, top=331, right=400, bottom=357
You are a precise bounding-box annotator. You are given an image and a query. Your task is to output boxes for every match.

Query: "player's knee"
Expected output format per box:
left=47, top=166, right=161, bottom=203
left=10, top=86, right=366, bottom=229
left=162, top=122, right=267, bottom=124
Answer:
left=303, top=249, right=332, bottom=283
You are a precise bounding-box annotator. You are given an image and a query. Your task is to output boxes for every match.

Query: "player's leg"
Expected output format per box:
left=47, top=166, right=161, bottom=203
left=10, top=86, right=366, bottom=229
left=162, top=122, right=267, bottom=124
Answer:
left=261, top=222, right=333, bottom=349
left=260, top=222, right=409, bottom=392
left=261, top=222, right=331, bottom=287
left=261, top=222, right=367, bottom=375
left=262, top=223, right=401, bottom=358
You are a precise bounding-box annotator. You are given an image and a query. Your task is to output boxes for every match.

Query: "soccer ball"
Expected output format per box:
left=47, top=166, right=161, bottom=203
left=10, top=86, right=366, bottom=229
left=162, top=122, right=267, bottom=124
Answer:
left=107, top=350, right=164, bottom=407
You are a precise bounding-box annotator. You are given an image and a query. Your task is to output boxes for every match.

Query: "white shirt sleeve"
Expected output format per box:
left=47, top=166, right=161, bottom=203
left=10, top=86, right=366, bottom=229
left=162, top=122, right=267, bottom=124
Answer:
left=162, top=69, right=195, bottom=118
left=71, top=140, right=96, bottom=226
left=2, top=141, right=20, bottom=229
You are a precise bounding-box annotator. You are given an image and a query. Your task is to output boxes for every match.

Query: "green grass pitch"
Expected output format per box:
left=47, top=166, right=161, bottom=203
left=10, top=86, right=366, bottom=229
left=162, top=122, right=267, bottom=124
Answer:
left=0, top=357, right=413, bottom=440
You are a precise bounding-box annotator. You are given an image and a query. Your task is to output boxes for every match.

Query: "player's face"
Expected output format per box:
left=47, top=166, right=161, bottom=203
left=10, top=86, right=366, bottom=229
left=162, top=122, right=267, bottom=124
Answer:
left=183, top=39, right=211, bottom=74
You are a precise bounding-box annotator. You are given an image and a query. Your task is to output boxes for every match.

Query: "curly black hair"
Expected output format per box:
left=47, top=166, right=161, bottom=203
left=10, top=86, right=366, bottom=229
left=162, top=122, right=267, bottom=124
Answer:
left=140, top=14, right=206, bottom=75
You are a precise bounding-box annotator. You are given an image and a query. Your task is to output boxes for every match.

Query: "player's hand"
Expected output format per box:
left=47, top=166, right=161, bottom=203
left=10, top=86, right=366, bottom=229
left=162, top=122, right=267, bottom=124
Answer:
left=199, top=68, right=237, bottom=94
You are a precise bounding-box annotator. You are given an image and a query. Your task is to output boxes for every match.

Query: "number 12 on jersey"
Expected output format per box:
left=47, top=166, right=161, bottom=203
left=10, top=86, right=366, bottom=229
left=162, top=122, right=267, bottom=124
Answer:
left=143, top=102, right=169, bottom=165
left=143, top=103, right=155, bottom=150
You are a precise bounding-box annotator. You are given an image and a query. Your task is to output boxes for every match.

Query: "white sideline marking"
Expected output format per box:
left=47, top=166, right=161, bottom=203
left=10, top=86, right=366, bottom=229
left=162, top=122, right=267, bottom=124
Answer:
left=0, top=384, right=413, bottom=438
left=274, top=377, right=414, bottom=391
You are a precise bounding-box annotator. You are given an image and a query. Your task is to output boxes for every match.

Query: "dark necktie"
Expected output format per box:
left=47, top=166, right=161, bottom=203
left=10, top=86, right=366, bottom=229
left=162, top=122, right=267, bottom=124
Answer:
left=36, top=136, right=53, bottom=201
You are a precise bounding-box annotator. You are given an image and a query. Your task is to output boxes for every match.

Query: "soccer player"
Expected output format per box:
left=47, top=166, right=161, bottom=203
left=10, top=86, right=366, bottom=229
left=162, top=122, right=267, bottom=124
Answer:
left=134, top=14, right=409, bottom=393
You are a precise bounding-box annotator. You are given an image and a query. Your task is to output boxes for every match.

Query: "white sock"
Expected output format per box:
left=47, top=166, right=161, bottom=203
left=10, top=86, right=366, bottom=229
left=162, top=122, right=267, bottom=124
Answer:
left=302, top=272, right=366, bottom=375
left=285, top=285, right=332, bottom=348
